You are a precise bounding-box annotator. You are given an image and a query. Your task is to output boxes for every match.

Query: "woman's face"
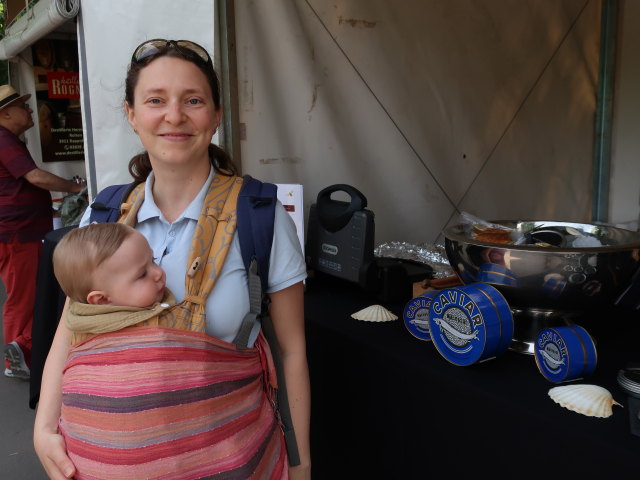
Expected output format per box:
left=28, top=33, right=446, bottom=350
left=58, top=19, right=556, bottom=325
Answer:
left=125, top=56, right=221, bottom=170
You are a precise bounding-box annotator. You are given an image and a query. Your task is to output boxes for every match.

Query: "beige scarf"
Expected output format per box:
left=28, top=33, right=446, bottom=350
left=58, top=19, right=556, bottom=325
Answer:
left=66, top=290, right=176, bottom=336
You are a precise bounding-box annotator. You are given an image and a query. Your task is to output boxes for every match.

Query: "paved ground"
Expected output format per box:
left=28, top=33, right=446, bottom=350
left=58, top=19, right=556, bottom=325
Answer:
left=0, top=281, right=49, bottom=479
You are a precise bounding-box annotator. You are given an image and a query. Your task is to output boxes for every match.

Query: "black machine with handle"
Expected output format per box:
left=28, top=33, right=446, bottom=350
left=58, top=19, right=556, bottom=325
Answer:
left=315, top=184, right=368, bottom=233
left=306, top=184, right=377, bottom=288
left=306, top=184, right=432, bottom=302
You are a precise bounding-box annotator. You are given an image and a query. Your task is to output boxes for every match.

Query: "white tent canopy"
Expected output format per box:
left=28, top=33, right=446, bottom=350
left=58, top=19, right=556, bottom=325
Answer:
left=1, top=0, right=638, bottom=244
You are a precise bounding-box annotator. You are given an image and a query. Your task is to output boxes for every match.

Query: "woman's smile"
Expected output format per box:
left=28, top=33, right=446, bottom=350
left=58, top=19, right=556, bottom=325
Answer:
left=158, top=131, right=193, bottom=141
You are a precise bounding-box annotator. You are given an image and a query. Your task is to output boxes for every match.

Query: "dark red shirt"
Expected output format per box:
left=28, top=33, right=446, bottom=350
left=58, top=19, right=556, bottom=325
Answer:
left=0, top=125, right=53, bottom=242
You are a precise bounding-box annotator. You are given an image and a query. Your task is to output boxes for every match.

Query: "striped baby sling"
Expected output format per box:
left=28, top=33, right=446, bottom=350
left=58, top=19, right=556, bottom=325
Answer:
left=60, top=174, right=298, bottom=479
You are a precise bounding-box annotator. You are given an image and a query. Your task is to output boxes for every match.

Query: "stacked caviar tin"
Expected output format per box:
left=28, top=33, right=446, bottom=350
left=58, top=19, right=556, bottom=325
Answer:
left=427, top=283, right=514, bottom=366
left=403, top=283, right=601, bottom=383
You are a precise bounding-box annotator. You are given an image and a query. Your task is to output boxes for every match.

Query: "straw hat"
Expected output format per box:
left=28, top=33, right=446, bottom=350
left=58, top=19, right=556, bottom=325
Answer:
left=0, top=85, right=31, bottom=110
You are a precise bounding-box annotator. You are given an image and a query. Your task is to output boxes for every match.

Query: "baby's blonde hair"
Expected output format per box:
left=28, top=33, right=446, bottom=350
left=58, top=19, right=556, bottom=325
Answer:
left=53, top=223, right=136, bottom=303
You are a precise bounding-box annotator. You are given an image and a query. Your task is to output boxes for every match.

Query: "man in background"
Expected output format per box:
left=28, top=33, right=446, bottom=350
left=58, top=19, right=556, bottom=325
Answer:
left=0, top=84, right=84, bottom=379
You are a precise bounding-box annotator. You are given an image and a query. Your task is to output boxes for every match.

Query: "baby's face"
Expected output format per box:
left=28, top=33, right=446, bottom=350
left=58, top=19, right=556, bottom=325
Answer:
left=92, top=231, right=166, bottom=307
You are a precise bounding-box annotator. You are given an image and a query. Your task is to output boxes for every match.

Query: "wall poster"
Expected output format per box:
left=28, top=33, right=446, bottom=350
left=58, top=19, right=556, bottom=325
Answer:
left=31, top=38, right=84, bottom=162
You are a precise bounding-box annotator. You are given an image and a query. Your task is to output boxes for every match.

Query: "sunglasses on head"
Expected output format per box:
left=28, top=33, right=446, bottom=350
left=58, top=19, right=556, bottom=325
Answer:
left=131, top=39, right=212, bottom=65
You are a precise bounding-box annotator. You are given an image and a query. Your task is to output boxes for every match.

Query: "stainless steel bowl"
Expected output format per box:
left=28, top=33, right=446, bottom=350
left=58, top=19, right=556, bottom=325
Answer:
left=443, top=220, right=640, bottom=353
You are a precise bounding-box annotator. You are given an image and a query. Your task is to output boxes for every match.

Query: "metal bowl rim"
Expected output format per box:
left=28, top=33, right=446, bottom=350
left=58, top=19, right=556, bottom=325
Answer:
left=443, top=220, right=640, bottom=253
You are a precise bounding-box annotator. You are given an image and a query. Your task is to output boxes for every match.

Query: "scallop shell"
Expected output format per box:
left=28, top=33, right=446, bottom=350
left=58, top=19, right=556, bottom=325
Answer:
left=548, top=384, right=622, bottom=418
left=351, top=305, right=398, bottom=322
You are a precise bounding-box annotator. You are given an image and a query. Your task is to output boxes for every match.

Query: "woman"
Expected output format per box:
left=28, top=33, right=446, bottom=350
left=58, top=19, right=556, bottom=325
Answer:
left=33, top=40, right=310, bottom=479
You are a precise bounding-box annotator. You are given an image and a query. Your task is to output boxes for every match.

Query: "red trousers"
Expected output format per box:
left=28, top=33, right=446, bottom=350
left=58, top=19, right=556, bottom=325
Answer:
left=0, top=237, right=41, bottom=368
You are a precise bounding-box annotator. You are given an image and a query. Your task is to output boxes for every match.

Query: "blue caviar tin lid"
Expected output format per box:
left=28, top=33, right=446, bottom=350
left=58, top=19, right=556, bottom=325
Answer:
left=534, top=326, right=597, bottom=383
left=428, top=283, right=513, bottom=366
left=403, top=291, right=438, bottom=341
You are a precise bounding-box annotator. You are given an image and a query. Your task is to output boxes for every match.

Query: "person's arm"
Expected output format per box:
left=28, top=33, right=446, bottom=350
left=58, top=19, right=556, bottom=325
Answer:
left=23, top=168, right=84, bottom=193
left=33, top=298, right=77, bottom=480
left=268, top=281, right=311, bottom=479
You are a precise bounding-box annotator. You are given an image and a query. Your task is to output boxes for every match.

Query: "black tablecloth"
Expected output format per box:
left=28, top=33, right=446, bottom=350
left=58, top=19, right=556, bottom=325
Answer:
left=29, top=237, right=640, bottom=477
left=305, top=274, right=640, bottom=479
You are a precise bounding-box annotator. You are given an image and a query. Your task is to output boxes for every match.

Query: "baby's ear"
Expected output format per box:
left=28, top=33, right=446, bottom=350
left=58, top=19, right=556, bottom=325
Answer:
left=86, top=290, right=111, bottom=305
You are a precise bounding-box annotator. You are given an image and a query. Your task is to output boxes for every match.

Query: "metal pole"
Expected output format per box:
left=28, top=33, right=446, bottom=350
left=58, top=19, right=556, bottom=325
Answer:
left=216, top=0, right=242, bottom=173
left=592, top=0, right=618, bottom=222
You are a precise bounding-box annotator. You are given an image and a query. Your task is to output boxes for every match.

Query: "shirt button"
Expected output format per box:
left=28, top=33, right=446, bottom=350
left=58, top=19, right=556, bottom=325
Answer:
left=169, top=230, right=176, bottom=237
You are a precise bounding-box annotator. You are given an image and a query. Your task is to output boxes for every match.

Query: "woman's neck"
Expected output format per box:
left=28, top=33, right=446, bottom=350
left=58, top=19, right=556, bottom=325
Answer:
left=151, top=161, right=211, bottom=223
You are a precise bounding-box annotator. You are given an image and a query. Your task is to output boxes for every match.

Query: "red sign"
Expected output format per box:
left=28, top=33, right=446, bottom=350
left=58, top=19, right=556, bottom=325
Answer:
left=47, top=72, right=80, bottom=99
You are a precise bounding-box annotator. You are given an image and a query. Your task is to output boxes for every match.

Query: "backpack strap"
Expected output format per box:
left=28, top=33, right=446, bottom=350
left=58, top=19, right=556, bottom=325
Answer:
left=236, top=175, right=277, bottom=291
left=233, top=175, right=277, bottom=348
left=260, top=300, right=301, bottom=466
left=233, top=175, right=301, bottom=466
left=89, top=182, right=141, bottom=223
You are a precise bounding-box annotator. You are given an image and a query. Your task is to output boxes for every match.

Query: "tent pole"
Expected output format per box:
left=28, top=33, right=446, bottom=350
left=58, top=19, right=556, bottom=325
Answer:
left=216, top=0, right=242, bottom=173
left=592, top=0, right=618, bottom=222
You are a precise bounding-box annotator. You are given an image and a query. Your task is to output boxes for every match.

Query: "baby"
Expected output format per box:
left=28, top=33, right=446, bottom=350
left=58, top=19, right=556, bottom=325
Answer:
left=53, top=222, right=174, bottom=341
left=51, top=223, right=281, bottom=479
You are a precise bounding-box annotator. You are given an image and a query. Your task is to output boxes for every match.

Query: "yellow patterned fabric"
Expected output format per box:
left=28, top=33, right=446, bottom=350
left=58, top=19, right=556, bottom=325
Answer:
left=71, top=174, right=244, bottom=343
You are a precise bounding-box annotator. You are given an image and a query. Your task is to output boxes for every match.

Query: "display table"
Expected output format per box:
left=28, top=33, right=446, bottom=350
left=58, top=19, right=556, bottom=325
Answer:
left=29, top=233, right=640, bottom=476
left=305, top=274, right=640, bottom=478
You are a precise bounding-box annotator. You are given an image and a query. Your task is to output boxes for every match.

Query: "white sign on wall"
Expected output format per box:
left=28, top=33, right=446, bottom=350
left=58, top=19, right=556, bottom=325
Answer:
left=276, top=184, right=304, bottom=253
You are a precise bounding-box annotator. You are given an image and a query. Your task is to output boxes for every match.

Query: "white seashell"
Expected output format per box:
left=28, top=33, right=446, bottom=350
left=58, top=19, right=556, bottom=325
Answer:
left=351, top=305, right=398, bottom=322
left=548, top=384, right=622, bottom=418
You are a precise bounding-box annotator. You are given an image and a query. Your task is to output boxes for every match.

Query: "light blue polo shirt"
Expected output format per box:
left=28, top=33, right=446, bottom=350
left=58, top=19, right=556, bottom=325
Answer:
left=80, top=168, right=307, bottom=346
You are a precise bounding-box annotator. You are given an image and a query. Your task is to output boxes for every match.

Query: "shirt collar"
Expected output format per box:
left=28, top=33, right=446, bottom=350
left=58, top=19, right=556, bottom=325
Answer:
left=137, top=167, right=215, bottom=224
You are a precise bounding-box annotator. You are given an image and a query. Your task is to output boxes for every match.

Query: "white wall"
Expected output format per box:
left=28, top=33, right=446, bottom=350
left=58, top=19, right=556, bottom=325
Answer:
left=78, top=0, right=217, bottom=197
left=12, top=0, right=637, bottom=241
left=236, top=0, right=601, bottom=244
left=609, top=0, right=640, bottom=226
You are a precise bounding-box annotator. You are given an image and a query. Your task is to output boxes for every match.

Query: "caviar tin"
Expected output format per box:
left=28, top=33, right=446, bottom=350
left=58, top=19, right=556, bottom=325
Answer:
left=428, top=283, right=514, bottom=366
left=534, top=326, right=597, bottom=383
left=403, top=291, right=438, bottom=341
left=477, top=263, right=517, bottom=286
